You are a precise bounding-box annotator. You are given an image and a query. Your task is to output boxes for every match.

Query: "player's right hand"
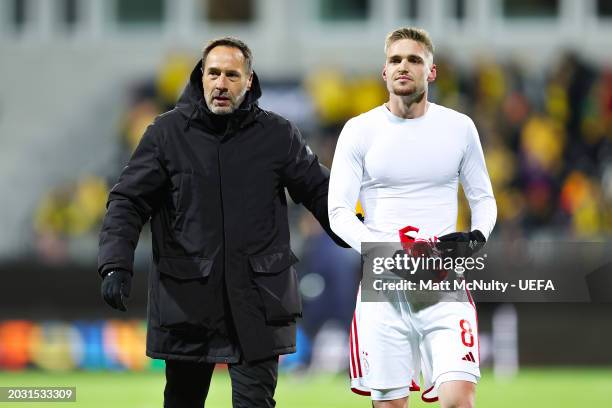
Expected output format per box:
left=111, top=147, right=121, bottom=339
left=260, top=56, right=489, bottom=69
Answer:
left=101, top=269, right=132, bottom=312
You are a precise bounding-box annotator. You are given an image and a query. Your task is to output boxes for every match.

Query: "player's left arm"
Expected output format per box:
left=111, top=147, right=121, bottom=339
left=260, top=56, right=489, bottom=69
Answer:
left=457, top=118, right=497, bottom=240
left=438, top=119, right=496, bottom=257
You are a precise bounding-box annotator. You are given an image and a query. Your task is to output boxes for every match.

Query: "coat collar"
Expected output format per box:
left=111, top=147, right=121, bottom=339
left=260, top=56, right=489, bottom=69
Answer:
left=176, top=59, right=262, bottom=135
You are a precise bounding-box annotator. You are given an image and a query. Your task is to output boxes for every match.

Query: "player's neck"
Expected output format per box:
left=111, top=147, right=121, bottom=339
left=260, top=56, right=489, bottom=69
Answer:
left=386, top=93, right=429, bottom=119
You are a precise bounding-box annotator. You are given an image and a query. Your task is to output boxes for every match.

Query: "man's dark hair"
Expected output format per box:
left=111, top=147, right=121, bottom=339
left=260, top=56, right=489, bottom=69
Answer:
left=202, top=37, right=253, bottom=73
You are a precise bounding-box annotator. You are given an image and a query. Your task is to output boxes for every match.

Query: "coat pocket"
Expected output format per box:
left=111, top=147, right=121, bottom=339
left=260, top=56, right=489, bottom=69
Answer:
left=170, top=173, right=190, bottom=232
left=249, top=245, right=301, bottom=323
left=157, top=256, right=213, bottom=329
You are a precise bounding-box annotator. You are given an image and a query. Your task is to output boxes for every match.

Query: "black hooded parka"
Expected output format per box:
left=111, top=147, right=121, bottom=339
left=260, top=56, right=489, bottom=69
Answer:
left=98, top=60, right=346, bottom=363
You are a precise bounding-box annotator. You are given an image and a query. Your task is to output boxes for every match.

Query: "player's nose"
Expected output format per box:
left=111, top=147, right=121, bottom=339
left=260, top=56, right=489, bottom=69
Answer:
left=399, top=58, right=410, bottom=70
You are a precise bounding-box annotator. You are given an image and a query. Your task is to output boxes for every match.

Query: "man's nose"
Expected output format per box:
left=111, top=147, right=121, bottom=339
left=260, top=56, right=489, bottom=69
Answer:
left=399, top=58, right=410, bottom=70
left=215, top=74, right=228, bottom=89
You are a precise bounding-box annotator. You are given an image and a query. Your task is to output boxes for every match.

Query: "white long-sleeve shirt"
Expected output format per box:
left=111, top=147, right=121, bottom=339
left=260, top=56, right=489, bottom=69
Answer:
left=328, top=103, right=497, bottom=253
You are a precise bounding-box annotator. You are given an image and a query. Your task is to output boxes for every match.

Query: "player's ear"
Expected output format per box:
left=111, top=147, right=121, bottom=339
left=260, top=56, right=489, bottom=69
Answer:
left=427, top=63, right=437, bottom=82
left=382, top=65, right=387, bottom=81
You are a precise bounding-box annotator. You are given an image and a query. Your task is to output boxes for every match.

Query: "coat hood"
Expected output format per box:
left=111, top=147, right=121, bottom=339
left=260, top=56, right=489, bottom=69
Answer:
left=176, top=59, right=263, bottom=131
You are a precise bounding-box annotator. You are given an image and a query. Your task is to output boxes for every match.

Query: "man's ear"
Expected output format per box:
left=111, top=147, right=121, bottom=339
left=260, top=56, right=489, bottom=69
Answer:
left=427, top=63, right=437, bottom=82
left=382, top=65, right=387, bottom=81
left=247, top=72, right=253, bottom=90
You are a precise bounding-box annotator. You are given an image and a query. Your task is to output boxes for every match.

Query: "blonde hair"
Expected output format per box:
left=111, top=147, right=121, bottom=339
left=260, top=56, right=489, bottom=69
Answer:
left=384, top=27, right=434, bottom=59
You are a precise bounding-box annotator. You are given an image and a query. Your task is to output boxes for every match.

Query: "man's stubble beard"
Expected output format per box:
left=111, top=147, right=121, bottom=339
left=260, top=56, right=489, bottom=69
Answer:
left=210, top=106, right=233, bottom=115
left=391, top=82, right=426, bottom=105
left=207, top=86, right=249, bottom=115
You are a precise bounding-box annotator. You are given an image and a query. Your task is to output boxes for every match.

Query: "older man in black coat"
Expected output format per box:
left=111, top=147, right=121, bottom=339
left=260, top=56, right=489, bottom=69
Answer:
left=98, top=37, right=347, bottom=407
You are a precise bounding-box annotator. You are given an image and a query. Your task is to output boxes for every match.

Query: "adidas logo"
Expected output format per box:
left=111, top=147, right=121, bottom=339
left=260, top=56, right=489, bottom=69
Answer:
left=461, top=352, right=476, bottom=362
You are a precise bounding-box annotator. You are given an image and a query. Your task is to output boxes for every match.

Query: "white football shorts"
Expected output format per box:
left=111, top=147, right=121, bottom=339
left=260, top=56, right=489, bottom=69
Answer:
left=349, top=286, right=480, bottom=403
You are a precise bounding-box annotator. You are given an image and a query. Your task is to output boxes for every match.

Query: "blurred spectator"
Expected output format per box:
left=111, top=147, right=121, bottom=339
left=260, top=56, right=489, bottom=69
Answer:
left=34, top=176, right=108, bottom=262
left=294, top=212, right=360, bottom=370
left=296, top=212, right=360, bottom=337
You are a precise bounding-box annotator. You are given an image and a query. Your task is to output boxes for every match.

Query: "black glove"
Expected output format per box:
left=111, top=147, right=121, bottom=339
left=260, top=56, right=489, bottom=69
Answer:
left=101, top=269, right=132, bottom=312
left=437, top=230, right=486, bottom=258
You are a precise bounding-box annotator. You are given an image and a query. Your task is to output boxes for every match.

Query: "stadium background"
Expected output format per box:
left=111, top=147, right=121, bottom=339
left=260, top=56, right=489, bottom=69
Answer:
left=0, top=0, right=611, bottom=406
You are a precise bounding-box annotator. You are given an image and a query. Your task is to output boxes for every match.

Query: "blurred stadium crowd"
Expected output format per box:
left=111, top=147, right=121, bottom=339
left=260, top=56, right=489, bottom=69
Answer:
left=33, top=50, right=612, bottom=250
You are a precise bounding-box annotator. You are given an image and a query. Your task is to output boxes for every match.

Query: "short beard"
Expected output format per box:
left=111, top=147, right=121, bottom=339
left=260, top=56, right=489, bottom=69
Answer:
left=209, top=105, right=234, bottom=115
left=206, top=87, right=249, bottom=115
left=391, top=83, right=425, bottom=104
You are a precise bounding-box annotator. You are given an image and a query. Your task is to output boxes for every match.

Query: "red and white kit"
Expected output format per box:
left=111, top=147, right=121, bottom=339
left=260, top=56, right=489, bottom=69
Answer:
left=328, top=103, right=496, bottom=401
left=349, top=284, right=480, bottom=402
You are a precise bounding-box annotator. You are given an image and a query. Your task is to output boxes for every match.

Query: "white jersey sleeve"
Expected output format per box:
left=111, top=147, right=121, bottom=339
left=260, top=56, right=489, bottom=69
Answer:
left=459, top=119, right=497, bottom=239
left=328, top=119, right=377, bottom=253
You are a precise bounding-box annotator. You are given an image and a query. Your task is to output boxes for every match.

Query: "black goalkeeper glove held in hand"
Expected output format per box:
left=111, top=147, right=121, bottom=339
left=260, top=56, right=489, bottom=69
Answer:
left=101, top=269, right=132, bottom=312
left=437, top=230, right=486, bottom=258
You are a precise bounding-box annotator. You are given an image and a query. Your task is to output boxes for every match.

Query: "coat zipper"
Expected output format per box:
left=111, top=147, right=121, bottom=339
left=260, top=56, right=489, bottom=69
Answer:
left=217, top=126, right=230, bottom=364
left=218, top=122, right=232, bottom=255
